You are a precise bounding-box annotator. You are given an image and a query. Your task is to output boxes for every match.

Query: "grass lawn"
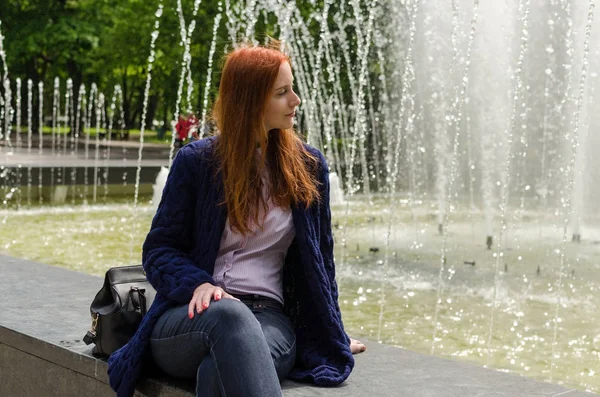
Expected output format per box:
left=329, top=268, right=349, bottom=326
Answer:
left=9, top=126, right=172, bottom=145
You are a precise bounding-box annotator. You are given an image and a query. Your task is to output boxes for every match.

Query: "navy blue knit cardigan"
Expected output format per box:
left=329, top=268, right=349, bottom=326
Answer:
left=107, top=136, right=354, bottom=397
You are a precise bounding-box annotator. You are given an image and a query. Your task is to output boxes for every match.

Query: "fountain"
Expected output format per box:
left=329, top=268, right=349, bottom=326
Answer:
left=152, top=166, right=169, bottom=209
left=1, top=0, right=600, bottom=392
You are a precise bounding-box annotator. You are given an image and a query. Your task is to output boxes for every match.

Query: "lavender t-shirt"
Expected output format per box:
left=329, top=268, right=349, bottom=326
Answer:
left=212, top=170, right=295, bottom=305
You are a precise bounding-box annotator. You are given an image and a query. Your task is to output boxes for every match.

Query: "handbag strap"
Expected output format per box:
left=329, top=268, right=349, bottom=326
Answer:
left=129, top=287, right=148, bottom=316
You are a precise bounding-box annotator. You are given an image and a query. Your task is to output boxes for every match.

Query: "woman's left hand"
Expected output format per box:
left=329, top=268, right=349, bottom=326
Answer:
left=350, top=338, right=366, bottom=354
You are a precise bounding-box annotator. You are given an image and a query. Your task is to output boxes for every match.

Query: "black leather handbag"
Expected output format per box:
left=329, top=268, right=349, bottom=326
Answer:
left=83, top=265, right=156, bottom=357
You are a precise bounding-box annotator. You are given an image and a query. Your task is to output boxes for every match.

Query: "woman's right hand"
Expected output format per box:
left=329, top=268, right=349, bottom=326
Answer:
left=188, top=282, right=240, bottom=319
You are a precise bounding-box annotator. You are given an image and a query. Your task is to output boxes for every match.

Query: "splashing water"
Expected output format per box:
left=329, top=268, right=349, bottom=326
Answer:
left=1, top=2, right=600, bottom=392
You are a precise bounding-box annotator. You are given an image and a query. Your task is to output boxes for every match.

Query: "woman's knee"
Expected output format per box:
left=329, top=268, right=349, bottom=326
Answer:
left=203, top=298, right=260, bottom=333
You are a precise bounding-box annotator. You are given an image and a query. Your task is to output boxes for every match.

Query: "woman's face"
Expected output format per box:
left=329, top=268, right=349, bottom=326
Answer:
left=263, top=61, right=301, bottom=132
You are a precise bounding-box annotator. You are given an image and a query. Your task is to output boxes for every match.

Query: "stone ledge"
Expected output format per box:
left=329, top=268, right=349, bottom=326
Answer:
left=0, top=254, right=595, bottom=397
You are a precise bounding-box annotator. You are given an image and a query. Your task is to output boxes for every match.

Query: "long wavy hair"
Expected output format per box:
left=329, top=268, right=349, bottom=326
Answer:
left=212, top=42, right=320, bottom=235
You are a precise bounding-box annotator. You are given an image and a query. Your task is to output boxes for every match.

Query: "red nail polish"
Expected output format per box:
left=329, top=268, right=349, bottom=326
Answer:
left=188, top=312, right=193, bottom=319
left=203, top=302, right=209, bottom=309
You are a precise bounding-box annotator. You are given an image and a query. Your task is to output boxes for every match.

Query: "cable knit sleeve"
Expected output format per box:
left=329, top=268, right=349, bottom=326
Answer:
left=142, top=145, right=215, bottom=304
left=316, top=151, right=346, bottom=333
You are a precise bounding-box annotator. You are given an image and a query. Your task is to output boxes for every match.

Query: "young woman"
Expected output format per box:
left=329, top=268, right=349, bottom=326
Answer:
left=107, top=42, right=365, bottom=397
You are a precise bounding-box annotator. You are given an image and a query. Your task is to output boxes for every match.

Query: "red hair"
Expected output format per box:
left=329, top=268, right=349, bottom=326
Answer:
left=212, top=43, right=319, bottom=235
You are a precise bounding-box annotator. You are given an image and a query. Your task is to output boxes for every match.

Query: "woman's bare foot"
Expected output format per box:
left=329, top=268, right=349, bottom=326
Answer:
left=350, top=338, right=366, bottom=354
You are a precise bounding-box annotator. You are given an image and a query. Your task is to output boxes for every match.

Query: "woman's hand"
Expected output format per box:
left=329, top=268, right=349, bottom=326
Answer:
left=350, top=338, right=366, bottom=354
left=188, top=282, right=240, bottom=319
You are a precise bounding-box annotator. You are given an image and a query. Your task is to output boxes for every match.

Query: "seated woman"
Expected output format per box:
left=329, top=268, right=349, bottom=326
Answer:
left=107, top=41, right=365, bottom=397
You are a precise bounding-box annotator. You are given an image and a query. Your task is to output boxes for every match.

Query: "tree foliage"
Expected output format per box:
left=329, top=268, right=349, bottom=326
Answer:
left=0, top=0, right=380, bottom=141
left=0, top=0, right=224, bottom=128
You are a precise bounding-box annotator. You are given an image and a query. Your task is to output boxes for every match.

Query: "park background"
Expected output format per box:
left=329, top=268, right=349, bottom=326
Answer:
left=1, top=0, right=600, bottom=394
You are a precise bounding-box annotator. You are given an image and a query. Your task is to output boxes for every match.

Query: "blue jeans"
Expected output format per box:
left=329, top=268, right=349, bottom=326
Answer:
left=150, top=297, right=296, bottom=397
